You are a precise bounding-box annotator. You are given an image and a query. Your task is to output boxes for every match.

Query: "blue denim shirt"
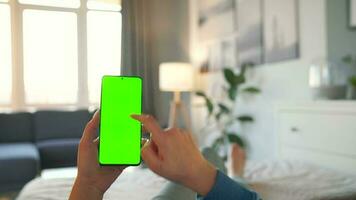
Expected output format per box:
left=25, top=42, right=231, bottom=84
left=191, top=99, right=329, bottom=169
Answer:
left=198, top=170, right=260, bottom=200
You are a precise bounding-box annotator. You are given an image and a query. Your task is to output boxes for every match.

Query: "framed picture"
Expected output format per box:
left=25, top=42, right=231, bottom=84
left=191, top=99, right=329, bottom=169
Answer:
left=263, top=0, right=299, bottom=63
left=198, top=0, right=236, bottom=44
left=351, top=0, right=356, bottom=27
left=195, top=0, right=300, bottom=72
left=236, top=0, right=264, bottom=66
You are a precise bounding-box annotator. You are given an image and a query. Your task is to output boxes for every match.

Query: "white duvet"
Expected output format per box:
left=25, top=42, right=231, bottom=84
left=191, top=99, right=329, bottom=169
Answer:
left=244, top=160, right=356, bottom=200
left=17, top=160, right=356, bottom=200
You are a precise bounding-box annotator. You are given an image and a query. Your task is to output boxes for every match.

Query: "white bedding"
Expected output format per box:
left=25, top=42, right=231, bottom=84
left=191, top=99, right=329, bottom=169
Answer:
left=17, top=160, right=356, bottom=200
left=244, top=160, right=356, bottom=200
left=17, top=167, right=167, bottom=200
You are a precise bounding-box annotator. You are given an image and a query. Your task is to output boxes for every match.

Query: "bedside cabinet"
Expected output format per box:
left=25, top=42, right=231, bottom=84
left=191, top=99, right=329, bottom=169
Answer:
left=275, top=101, right=356, bottom=174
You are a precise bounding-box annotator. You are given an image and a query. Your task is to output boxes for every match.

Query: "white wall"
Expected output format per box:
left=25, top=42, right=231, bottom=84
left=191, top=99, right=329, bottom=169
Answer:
left=190, top=0, right=328, bottom=160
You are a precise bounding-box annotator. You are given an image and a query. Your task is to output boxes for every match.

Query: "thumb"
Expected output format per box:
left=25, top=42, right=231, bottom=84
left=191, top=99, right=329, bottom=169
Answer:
left=141, top=142, right=161, bottom=173
left=81, top=111, right=100, bottom=143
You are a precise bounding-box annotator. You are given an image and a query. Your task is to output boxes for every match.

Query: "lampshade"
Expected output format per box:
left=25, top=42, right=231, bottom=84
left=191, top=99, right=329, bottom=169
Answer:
left=159, top=62, right=194, bottom=92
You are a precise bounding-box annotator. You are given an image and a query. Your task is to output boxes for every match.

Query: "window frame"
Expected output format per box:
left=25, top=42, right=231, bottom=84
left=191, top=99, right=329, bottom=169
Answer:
left=0, top=3, right=12, bottom=107
left=0, top=0, right=121, bottom=111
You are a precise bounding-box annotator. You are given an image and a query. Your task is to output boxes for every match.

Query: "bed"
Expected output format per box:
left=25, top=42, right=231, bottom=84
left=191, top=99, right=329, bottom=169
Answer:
left=16, top=159, right=356, bottom=200
left=17, top=102, right=356, bottom=199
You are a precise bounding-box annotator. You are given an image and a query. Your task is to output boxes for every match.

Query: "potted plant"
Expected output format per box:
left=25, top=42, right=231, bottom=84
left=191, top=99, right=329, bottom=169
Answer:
left=196, top=63, right=261, bottom=160
left=342, top=55, right=356, bottom=99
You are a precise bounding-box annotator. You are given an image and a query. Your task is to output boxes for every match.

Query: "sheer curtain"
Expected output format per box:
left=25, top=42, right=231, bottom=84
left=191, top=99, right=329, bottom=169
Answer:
left=121, top=0, right=156, bottom=116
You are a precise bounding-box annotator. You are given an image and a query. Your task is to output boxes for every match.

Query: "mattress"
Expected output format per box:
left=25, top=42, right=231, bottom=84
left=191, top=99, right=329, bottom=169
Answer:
left=17, top=160, right=356, bottom=200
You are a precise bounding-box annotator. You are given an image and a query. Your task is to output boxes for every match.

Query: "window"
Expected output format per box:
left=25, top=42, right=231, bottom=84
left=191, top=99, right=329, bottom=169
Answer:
left=87, top=0, right=122, bottom=104
left=87, top=0, right=121, bottom=11
left=19, top=0, right=80, bottom=8
left=23, top=10, right=78, bottom=104
left=87, top=11, right=121, bottom=103
left=0, top=4, right=12, bottom=105
left=0, top=0, right=122, bottom=109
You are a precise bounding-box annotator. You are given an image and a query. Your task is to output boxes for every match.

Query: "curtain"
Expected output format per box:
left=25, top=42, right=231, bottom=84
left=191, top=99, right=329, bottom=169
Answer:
left=120, top=0, right=156, bottom=116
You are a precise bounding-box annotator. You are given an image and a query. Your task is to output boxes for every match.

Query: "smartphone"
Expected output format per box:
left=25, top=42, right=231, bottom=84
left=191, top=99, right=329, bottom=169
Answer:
left=99, top=76, right=142, bottom=166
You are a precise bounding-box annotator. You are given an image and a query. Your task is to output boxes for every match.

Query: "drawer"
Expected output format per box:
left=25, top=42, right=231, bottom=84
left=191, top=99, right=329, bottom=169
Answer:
left=278, top=112, right=356, bottom=157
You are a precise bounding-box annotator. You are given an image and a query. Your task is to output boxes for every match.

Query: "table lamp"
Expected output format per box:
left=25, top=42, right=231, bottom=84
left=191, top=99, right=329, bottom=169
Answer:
left=159, top=62, right=194, bottom=129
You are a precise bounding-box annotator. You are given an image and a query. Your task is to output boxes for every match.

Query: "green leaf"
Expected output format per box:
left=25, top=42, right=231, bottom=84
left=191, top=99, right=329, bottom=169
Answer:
left=349, top=76, right=356, bottom=87
left=237, top=115, right=254, bottom=123
left=212, top=136, right=224, bottom=150
left=242, top=87, right=261, bottom=93
left=215, top=103, right=230, bottom=121
left=206, top=98, right=214, bottom=115
left=223, top=68, right=245, bottom=89
left=235, top=75, right=246, bottom=85
left=228, top=86, right=237, bottom=101
left=215, top=112, right=223, bottom=121
left=195, top=91, right=207, bottom=97
left=218, top=103, right=230, bottom=114
left=223, top=68, right=236, bottom=86
left=227, top=133, right=245, bottom=148
left=342, top=55, right=353, bottom=64
left=195, top=91, right=213, bottom=115
left=240, top=62, right=254, bottom=76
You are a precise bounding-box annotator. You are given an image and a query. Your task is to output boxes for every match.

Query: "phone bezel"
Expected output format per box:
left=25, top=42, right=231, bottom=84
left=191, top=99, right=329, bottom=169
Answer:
left=98, top=75, right=142, bottom=166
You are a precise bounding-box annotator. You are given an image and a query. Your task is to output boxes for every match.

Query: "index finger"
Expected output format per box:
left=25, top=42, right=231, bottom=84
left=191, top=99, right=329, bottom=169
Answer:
left=131, top=114, right=163, bottom=142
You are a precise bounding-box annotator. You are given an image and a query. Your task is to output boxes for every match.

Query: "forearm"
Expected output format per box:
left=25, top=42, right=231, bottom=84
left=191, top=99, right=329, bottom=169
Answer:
left=69, top=178, right=104, bottom=200
left=182, top=160, right=217, bottom=196
left=199, top=170, right=260, bottom=200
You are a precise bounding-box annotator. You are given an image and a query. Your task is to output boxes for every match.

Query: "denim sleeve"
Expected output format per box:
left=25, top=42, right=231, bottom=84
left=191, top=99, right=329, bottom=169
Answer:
left=197, top=170, right=260, bottom=200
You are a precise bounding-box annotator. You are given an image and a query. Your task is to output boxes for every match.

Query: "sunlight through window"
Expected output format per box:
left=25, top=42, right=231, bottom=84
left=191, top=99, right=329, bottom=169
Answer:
left=87, top=0, right=121, bottom=11
left=19, top=0, right=80, bottom=8
left=87, top=11, right=122, bottom=104
left=0, top=4, right=12, bottom=105
left=23, top=10, right=78, bottom=104
left=0, top=1, right=122, bottom=108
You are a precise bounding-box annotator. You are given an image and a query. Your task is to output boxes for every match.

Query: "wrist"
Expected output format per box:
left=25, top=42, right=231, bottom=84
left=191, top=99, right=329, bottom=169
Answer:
left=71, top=176, right=105, bottom=199
left=183, top=159, right=217, bottom=196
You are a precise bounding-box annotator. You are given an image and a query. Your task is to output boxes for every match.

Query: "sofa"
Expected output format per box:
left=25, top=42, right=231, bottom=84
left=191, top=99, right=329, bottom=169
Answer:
left=0, top=110, right=92, bottom=192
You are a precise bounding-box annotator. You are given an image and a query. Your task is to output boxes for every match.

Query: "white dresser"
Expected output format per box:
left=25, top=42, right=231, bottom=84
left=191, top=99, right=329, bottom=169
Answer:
left=275, top=101, right=356, bottom=174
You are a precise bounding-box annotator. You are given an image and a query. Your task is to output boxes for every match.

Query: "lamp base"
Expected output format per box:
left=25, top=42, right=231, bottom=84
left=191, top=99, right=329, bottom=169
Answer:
left=168, top=91, right=191, bottom=131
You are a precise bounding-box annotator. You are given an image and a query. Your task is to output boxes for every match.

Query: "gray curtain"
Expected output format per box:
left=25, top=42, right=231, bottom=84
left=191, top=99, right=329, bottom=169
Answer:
left=121, top=0, right=156, bottom=116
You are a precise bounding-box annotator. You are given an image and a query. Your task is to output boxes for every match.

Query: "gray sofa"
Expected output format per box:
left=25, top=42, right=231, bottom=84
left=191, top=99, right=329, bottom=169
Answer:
left=0, top=110, right=92, bottom=192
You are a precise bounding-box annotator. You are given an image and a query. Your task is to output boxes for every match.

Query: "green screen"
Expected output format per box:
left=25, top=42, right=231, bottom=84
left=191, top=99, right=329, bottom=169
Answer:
left=99, top=76, right=142, bottom=165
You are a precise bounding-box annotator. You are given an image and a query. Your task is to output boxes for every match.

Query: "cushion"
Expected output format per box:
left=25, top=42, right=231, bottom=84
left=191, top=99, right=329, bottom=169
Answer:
left=0, top=143, right=40, bottom=190
left=37, top=138, right=80, bottom=169
left=34, top=110, right=90, bottom=141
left=0, top=112, right=33, bottom=143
